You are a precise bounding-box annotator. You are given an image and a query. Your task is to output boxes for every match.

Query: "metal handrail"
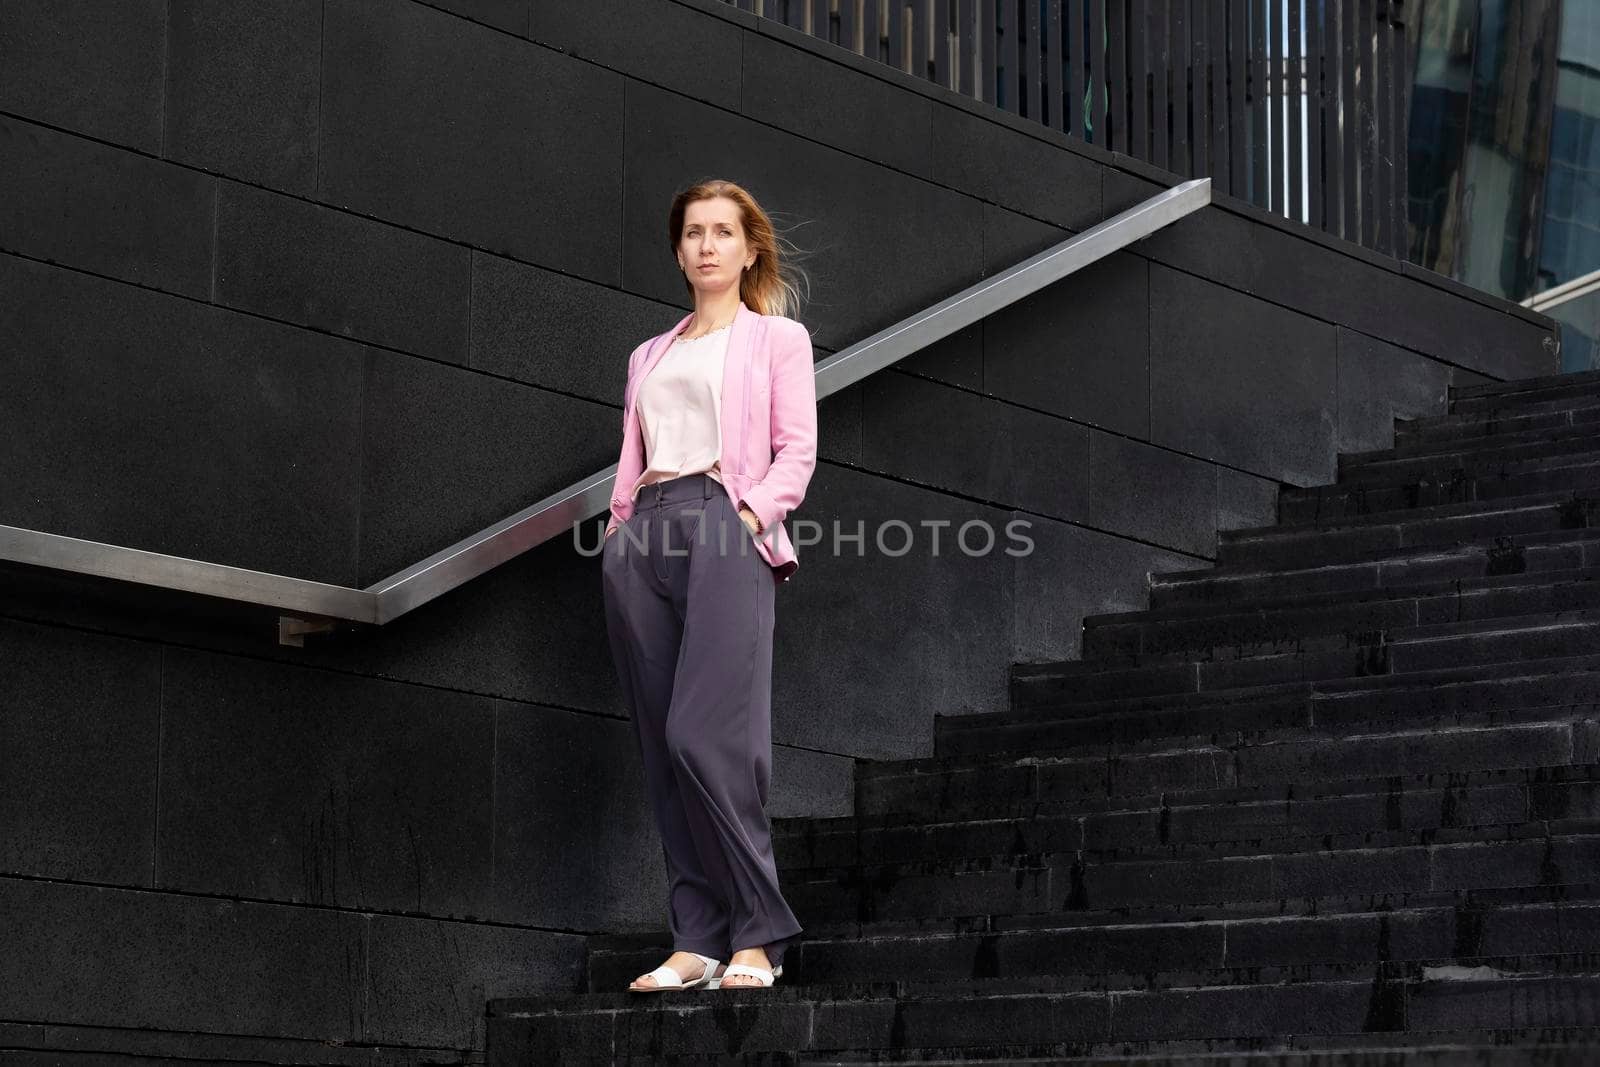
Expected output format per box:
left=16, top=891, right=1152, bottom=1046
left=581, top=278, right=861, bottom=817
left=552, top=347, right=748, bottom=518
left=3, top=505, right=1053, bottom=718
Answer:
left=0, top=177, right=1212, bottom=644
left=1522, top=266, right=1600, bottom=315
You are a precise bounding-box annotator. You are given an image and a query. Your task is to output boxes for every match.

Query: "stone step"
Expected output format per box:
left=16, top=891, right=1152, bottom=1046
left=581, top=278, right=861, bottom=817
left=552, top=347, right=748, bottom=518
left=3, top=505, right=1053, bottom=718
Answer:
left=0, top=1020, right=466, bottom=1067
left=802, top=1032, right=1600, bottom=1066
left=1337, top=423, right=1600, bottom=477
left=1278, top=457, right=1600, bottom=525
left=771, top=764, right=1600, bottom=870
left=587, top=898, right=1600, bottom=994
left=1023, top=607, right=1600, bottom=707
left=1451, top=366, right=1600, bottom=400
left=872, top=713, right=1598, bottom=819
left=1013, top=606, right=1600, bottom=708
left=953, top=655, right=1600, bottom=762
left=1083, top=566, right=1600, bottom=663
left=781, top=814, right=1600, bottom=889
left=1441, top=387, right=1600, bottom=425
left=585, top=956, right=1600, bottom=1008
left=1449, top=367, right=1600, bottom=412
left=805, top=1036, right=1600, bottom=1066
left=592, top=882, right=1600, bottom=949
left=961, top=671, right=1600, bottom=764
left=779, top=829, right=1600, bottom=923
left=484, top=971, right=1600, bottom=1061
left=1217, top=489, right=1600, bottom=572
left=1147, top=526, right=1600, bottom=611
left=1394, top=395, right=1600, bottom=448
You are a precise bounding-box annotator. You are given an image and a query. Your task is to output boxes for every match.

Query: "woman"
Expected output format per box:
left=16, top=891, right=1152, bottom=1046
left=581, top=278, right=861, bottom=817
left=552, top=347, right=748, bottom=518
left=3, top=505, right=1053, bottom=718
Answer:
left=600, top=180, right=818, bottom=991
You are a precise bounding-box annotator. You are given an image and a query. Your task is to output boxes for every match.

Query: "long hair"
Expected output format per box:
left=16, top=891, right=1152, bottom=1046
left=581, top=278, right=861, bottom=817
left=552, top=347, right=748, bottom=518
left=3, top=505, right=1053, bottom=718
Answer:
left=667, top=179, right=811, bottom=320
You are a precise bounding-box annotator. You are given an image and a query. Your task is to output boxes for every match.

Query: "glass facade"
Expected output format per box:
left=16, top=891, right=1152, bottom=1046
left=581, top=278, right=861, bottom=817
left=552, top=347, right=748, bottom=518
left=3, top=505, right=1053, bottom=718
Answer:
left=1407, top=0, right=1600, bottom=372
left=1537, top=2, right=1600, bottom=371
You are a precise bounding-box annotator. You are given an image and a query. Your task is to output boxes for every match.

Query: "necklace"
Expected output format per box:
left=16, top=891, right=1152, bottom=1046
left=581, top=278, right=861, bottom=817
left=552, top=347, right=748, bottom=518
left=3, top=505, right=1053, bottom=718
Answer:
left=676, top=316, right=734, bottom=343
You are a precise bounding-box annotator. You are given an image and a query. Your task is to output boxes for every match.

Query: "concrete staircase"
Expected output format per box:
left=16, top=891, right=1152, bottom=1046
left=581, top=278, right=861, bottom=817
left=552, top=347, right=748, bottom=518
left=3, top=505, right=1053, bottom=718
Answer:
left=487, top=368, right=1600, bottom=1064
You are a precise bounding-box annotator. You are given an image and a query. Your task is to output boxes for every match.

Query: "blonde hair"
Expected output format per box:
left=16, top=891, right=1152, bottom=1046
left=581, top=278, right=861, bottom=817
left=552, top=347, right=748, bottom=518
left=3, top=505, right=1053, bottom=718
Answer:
left=668, top=179, right=812, bottom=320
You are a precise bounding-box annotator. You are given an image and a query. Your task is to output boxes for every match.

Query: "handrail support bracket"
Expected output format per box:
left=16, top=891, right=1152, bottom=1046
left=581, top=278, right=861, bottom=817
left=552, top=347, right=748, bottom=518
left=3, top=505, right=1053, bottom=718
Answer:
left=279, top=614, right=338, bottom=647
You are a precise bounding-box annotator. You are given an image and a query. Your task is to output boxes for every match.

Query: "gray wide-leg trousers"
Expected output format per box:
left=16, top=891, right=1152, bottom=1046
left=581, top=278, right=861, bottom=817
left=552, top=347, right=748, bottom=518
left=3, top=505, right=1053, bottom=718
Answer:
left=600, top=472, right=804, bottom=970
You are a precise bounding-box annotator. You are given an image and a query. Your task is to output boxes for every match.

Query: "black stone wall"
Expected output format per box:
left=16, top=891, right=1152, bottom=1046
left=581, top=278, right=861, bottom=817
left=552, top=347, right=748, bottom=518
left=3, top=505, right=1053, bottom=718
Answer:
left=0, top=0, right=1559, bottom=1058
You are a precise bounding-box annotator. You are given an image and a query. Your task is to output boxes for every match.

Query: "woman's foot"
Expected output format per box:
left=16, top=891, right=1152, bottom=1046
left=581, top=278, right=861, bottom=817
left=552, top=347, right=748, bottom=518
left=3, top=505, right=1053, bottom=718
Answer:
left=722, top=946, right=776, bottom=987
left=629, top=951, right=723, bottom=990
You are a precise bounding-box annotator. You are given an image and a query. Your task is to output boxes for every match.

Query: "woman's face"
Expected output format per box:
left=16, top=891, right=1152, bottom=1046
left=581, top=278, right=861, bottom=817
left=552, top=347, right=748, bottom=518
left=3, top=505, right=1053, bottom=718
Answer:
left=676, top=196, right=756, bottom=297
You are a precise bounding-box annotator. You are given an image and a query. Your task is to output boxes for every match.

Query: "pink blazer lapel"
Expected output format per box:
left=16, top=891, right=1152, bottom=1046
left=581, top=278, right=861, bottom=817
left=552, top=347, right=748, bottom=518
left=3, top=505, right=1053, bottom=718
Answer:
left=625, top=308, right=692, bottom=417
left=720, top=302, right=757, bottom=474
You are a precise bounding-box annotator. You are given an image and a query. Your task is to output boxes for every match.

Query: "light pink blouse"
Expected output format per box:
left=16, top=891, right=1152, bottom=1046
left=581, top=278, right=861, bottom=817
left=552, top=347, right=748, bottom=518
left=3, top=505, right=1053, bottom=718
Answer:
left=629, top=322, right=730, bottom=500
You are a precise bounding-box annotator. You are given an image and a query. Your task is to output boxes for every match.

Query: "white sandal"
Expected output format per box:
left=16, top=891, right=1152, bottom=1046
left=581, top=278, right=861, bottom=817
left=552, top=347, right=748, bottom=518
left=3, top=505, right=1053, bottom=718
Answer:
left=627, top=951, right=722, bottom=992
left=709, top=962, right=783, bottom=989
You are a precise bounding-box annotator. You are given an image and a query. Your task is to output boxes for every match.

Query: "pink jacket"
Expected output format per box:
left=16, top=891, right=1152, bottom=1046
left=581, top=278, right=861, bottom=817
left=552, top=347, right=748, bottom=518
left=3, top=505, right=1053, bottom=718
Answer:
left=606, top=300, right=819, bottom=583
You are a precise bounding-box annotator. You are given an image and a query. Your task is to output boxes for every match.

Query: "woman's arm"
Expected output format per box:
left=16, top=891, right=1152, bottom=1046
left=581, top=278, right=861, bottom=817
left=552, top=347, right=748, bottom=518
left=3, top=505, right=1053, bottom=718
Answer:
left=738, top=319, right=818, bottom=534
left=605, top=338, right=652, bottom=539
